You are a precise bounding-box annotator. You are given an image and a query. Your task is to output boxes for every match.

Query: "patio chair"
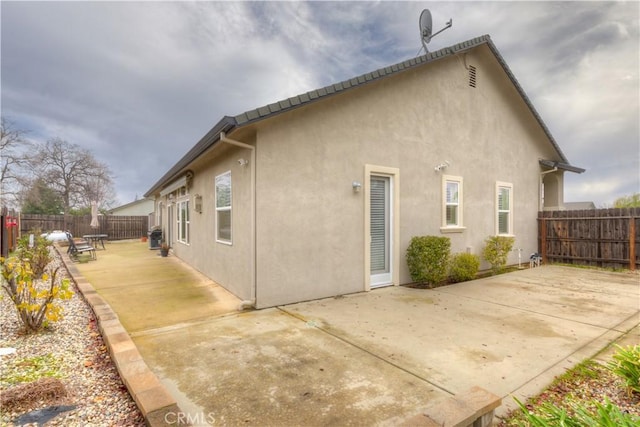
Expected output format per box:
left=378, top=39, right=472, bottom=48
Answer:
left=65, top=232, right=96, bottom=261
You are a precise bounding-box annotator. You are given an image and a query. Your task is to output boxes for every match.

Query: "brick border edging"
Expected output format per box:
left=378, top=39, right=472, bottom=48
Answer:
left=56, top=246, right=184, bottom=427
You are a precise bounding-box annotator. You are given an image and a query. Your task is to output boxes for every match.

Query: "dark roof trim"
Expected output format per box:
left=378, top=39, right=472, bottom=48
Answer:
left=144, top=116, right=236, bottom=197
left=233, top=34, right=572, bottom=166
left=482, top=41, right=570, bottom=164
left=233, top=35, right=492, bottom=126
left=539, top=159, right=585, bottom=174
left=146, top=34, right=577, bottom=196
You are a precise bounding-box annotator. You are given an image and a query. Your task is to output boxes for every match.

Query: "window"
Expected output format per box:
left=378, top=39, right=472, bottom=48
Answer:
left=215, top=171, right=232, bottom=244
left=496, top=182, right=513, bottom=235
left=441, top=175, right=464, bottom=232
left=176, top=187, right=189, bottom=244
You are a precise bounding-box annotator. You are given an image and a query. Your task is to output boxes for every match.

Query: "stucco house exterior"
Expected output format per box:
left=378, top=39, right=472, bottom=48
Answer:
left=145, top=35, right=583, bottom=309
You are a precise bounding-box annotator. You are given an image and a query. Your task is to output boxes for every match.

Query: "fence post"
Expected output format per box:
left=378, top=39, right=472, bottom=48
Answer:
left=630, top=217, right=636, bottom=271
left=1, top=207, right=7, bottom=258
left=540, top=215, right=547, bottom=264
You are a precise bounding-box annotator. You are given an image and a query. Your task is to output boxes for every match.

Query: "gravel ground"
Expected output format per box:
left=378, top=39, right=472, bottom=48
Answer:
left=0, top=249, right=145, bottom=427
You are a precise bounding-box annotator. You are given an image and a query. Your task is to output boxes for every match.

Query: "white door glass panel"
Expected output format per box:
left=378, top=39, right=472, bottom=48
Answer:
left=370, top=176, right=392, bottom=287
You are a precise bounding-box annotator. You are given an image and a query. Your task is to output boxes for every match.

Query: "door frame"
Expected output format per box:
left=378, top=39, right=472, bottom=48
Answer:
left=364, top=164, right=400, bottom=291
left=167, top=202, right=174, bottom=246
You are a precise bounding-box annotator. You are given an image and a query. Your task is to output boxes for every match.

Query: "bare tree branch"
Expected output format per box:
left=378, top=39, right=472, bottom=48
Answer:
left=32, top=138, right=115, bottom=214
left=0, top=117, right=32, bottom=208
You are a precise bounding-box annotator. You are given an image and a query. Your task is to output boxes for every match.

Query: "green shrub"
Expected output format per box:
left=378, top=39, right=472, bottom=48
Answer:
left=449, top=253, right=480, bottom=283
left=513, top=396, right=639, bottom=426
left=406, top=236, right=450, bottom=286
left=608, top=344, right=640, bottom=394
left=482, top=235, right=515, bottom=274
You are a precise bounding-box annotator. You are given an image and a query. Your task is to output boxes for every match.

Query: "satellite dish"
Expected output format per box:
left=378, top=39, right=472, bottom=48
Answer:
left=420, top=9, right=433, bottom=45
left=418, top=9, right=453, bottom=54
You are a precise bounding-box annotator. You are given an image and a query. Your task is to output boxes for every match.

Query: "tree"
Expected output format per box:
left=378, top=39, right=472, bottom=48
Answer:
left=21, top=178, right=65, bottom=214
left=613, top=193, right=640, bottom=208
left=32, top=138, right=115, bottom=215
left=0, top=117, right=32, bottom=208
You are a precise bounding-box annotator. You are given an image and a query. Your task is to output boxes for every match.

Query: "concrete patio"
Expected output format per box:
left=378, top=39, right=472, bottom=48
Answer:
left=67, top=240, right=639, bottom=426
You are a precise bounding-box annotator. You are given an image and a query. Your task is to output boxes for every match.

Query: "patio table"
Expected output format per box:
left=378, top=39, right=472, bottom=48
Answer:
left=82, top=234, right=108, bottom=250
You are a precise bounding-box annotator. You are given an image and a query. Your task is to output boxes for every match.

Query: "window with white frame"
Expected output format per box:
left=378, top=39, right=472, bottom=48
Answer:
left=441, top=175, right=464, bottom=231
left=496, top=182, right=513, bottom=235
left=176, top=187, right=189, bottom=244
left=215, top=171, right=232, bottom=244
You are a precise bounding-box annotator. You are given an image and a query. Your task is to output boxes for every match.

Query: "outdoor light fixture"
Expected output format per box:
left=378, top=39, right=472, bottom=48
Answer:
left=238, top=158, right=249, bottom=167
left=434, top=160, right=450, bottom=172
left=352, top=181, right=362, bottom=192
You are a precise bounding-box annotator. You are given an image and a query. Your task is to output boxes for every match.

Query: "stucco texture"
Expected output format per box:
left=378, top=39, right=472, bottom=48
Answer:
left=155, top=44, right=566, bottom=308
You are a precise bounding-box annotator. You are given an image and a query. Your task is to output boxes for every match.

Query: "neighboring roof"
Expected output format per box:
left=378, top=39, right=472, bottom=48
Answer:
left=146, top=34, right=581, bottom=197
left=108, top=198, right=154, bottom=215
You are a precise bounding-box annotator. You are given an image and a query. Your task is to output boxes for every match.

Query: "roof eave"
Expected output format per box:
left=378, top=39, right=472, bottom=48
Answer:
left=539, top=159, right=586, bottom=174
left=145, top=34, right=580, bottom=197
left=144, top=116, right=237, bottom=198
left=233, top=35, right=493, bottom=127
left=484, top=39, right=570, bottom=164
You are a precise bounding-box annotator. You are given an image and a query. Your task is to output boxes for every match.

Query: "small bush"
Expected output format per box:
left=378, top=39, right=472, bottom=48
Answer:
left=449, top=253, right=480, bottom=283
left=406, top=236, right=450, bottom=286
left=1, top=234, right=73, bottom=333
left=15, top=232, right=52, bottom=279
left=482, top=235, right=515, bottom=274
left=608, top=344, right=640, bottom=394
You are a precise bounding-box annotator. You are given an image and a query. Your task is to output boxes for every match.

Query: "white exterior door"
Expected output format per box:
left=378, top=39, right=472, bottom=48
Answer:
left=370, top=175, right=392, bottom=287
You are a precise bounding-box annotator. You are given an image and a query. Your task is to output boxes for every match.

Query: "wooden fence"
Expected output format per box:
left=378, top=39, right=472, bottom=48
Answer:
left=20, top=214, right=149, bottom=241
left=538, top=208, right=640, bottom=270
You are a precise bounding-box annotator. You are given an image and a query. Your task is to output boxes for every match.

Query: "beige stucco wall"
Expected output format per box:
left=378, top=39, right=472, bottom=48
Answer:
left=160, top=143, right=255, bottom=302
left=151, top=44, right=568, bottom=308
left=249, top=44, right=564, bottom=307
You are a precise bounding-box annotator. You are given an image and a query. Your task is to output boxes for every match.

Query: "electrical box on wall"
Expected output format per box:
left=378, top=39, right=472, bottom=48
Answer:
left=194, top=195, right=203, bottom=213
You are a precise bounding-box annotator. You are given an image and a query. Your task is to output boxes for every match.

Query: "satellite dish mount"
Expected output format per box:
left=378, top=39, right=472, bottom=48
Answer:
left=419, top=9, right=452, bottom=54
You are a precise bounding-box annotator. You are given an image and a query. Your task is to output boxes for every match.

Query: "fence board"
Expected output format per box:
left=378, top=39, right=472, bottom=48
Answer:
left=20, top=214, right=148, bottom=241
left=539, top=207, right=640, bottom=269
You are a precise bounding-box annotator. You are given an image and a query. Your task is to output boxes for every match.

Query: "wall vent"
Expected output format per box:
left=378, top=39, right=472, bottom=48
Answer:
left=468, top=65, right=477, bottom=88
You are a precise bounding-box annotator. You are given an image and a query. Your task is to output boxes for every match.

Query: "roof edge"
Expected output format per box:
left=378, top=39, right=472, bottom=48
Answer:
left=233, top=35, right=492, bottom=126
left=539, top=159, right=585, bottom=174
left=484, top=39, right=570, bottom=164
left=144, top=116, right=237, bottom=198
left=145, top=33, right=579, bottom=197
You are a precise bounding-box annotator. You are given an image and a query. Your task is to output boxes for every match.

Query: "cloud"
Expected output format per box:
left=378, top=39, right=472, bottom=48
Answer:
left=1, top=1, right=638, bottom=207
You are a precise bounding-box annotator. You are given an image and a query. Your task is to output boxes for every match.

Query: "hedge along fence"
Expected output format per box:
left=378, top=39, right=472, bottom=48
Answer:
left=20, top=214, right=149, bottom=241
left=538, top=207, right=640, bottom=270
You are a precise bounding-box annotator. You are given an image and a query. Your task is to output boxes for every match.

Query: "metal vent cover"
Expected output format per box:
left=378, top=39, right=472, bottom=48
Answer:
left=469, top=65, right=477, bottom=88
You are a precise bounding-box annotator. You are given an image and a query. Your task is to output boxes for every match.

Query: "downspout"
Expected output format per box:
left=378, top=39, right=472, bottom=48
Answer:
left=220, top=132, right=257, bottom=310
left=539, top=167, right=558, bottom=211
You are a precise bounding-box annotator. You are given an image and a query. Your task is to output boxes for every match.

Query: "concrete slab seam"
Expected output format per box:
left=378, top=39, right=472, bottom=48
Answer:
left=277, top=306, right=457, bottom=396
left=54, top=246, right=183, bottom=425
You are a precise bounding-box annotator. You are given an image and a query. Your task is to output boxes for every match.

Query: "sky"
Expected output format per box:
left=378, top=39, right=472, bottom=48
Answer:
left=1, top=1, right=638, bottom=208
